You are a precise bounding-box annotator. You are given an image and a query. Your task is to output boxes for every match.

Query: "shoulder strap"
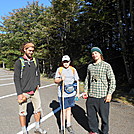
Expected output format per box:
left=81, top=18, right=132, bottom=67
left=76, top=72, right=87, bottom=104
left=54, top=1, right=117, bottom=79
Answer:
left=69, top=66, right=75, bottom=74
left=32, top=58, right=38, bottom=77
left=33, top=57, right=37, bottom=67
left=58, top=66, right=75, bottom=75
left=19, top=57, right=37, bottom=78
left=59, top=67, right=63, bottom=75
left=19, top=57, right=25, bottom=78
left=19, top=57, right=25, bottom=69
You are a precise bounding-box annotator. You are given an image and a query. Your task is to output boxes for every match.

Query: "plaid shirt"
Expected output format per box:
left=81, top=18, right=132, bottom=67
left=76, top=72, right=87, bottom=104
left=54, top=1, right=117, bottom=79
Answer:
left=84, top=61, right=116, bottom=98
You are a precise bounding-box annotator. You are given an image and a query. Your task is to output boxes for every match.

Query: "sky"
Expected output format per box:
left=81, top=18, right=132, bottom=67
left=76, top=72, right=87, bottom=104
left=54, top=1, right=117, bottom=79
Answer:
left=0, top=0, right=51, bottom=23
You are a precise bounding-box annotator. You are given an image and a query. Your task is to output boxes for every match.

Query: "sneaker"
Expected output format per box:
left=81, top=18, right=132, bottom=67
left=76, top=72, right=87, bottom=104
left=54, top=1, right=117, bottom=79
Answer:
left=23, top=132, right=28, bottom=134
left=59, top=129, right=64, bottom=134
left=89, top=132, right=98, bottom=134
left=34, top=128, right=47, bottom=134
left=23, top=132, right=29, bottom=134
left=66, top=126, right=75, bottom=134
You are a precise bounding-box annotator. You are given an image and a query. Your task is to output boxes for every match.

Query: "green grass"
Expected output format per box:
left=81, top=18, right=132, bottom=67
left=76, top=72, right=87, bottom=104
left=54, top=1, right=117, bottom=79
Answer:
left=113, top=89, right=134, bottom=106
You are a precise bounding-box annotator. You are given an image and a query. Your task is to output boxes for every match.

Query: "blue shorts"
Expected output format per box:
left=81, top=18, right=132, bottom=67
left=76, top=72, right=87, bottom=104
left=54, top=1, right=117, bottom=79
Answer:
left=58, top=96, right=75, bottom=109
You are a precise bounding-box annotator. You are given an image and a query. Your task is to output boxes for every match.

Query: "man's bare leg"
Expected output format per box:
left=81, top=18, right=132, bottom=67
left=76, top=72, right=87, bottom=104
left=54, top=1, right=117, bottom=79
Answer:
left=19, top=115, right=27, bottom=134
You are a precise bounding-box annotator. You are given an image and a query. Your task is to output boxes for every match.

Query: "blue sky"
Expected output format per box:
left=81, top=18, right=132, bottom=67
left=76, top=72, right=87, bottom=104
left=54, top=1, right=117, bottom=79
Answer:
left=0, top=0, right=51, bottom=23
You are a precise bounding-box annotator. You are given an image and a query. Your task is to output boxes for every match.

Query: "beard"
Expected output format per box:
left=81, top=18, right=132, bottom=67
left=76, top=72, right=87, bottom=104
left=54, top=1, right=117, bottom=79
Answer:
left=26, top=53, right=33, bottom=58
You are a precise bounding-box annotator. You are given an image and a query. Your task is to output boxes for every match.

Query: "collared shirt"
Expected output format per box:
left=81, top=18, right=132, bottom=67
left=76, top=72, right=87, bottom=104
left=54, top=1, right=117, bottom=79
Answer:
left=84, top=61, right=116, bottom=98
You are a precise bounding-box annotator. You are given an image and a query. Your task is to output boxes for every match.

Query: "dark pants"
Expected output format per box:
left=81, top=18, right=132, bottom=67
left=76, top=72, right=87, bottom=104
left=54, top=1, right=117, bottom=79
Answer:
left=86, top=97, right=110, bottom=134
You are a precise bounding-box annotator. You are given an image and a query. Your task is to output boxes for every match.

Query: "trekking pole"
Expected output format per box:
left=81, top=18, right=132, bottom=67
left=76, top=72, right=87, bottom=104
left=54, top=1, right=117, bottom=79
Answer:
left=62, top=80, right=66, bottom=134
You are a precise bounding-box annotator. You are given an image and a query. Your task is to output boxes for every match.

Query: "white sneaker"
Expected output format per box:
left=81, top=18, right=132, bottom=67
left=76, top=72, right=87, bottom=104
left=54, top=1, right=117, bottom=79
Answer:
left=34, top=128, right=47, bottom=134
left=43, top=129, right=47, bottom=134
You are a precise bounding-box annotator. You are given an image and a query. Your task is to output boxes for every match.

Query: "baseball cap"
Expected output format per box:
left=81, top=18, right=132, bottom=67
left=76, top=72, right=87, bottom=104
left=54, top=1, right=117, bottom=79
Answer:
left=62, top=55, right=70, bottom=61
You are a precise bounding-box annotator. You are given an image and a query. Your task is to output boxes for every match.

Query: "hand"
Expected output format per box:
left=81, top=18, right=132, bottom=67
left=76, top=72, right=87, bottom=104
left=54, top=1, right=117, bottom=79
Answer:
left=18, top=94, right=23, bottom=101
left=104, top=94, right=112, bottom=103
left=82, top=92, right=88, bottom=99
left=18, top=94, right=27, bottom=103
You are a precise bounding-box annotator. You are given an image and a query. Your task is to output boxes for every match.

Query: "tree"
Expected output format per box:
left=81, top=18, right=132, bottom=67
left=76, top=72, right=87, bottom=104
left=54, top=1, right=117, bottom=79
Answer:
left=116, top=0, right=134, bottom=87
left=0, top=0, right=133, bottom=87
left=0, top=1, right=51, bottom=69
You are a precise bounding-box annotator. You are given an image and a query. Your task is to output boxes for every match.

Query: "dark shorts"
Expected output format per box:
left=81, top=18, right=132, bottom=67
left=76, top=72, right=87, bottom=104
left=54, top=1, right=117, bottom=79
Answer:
left=58, top=96, right=75, bottom=109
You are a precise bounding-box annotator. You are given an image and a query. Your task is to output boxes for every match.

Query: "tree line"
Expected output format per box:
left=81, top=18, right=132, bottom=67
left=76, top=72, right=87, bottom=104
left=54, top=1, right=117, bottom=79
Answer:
left=0, top=0, right=133, bottom=88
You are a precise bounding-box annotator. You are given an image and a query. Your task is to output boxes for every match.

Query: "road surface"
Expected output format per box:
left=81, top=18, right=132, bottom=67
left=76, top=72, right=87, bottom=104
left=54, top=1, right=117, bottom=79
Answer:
left=0, top=68, right=134, bottom=134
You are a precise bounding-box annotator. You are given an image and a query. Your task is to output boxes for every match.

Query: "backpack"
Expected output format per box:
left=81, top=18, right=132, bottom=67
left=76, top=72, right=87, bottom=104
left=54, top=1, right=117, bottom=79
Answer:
left=58, top=66, right=77, bottom=94
left=19, top=57, right=37, bottom=78
left=58, top=66, right=75, bottom=75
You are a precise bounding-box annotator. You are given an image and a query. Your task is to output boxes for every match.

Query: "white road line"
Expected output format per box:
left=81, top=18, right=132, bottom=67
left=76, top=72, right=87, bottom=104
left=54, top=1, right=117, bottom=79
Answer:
left=0, top=80, right=80, bottom=134
left=17, top=93, right=83, bottom=134
left=0, top=82, right=14, bottom=87
left=0, top=82, right=56, bottom=87
left=0, top=83, right=56, bottom=100
left=39, top=83, right=56, bottom=89
left=0, top=75, right=13, bottom=78
left=17, top=107, right=61, bottom=134
left=0, top=78, right=13, bottom=80
left=0, top=93, right=17, bottom=100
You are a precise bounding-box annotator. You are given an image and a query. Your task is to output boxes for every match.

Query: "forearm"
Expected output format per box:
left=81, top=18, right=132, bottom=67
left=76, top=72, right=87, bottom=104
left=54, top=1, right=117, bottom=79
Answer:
left=37, top=75, right=41, bottom=86
left=37, top=64, right=41, bottom=86
left=84, top=76, right=89, bottom=92
left=108, top=79, right=116, bottom=95
left=14, top=73, right=22, bottom=95
left=14, top=81, right=22, bottom=95
left=107, top=65, right=116, bottom=95
left=54, top=78, right=63, bottom=84
left=76, top=80, right=80, bottom=95
left=14, top=60, right=22, bottom=95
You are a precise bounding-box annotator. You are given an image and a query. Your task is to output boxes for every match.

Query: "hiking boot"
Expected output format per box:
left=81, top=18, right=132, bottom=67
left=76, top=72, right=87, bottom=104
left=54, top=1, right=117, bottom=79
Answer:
left=34, top=128, right=47, bottom=134
left=66, top=126, right=75, bottom=134
left=59, top=129, right=64, bottom=134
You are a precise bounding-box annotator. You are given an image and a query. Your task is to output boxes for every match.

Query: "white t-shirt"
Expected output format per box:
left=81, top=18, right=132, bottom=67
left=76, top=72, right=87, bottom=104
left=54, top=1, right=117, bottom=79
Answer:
left=55, top=66, right=79, bottom=97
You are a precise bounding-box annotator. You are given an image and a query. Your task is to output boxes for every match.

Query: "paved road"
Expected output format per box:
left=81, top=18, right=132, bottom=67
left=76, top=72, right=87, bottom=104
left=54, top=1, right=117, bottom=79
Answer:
left=0, top=68, right=134, bottom=134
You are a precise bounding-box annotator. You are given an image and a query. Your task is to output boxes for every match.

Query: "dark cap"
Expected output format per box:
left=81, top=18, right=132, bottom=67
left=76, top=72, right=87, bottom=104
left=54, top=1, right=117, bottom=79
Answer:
left=91, top=47, right=103, bottom=55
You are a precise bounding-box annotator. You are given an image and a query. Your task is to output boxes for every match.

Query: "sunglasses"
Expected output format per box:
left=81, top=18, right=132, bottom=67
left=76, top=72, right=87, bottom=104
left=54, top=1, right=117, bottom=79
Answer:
left=63, top=60, right=70, bottom=63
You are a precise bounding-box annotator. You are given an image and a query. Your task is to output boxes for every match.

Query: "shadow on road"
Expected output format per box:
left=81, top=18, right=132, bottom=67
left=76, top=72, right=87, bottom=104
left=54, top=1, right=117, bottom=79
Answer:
left=49, top=100, right=90, bottom=132
left=72, top=104, right=90, bottom=132
left=49, top=100, right=61, bottom=129
left=26, top=102, right=34, bottom=127
left=72, top=104, right=103, bottom=134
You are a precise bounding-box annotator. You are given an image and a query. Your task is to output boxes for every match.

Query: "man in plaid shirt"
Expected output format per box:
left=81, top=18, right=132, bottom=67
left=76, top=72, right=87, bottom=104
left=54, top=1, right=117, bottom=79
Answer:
left=83, top=47, right=116, bottom=134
